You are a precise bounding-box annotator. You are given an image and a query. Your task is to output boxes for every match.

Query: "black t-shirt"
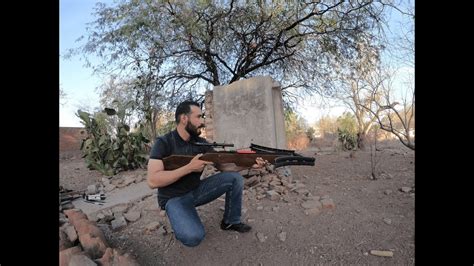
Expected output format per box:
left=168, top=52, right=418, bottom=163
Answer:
left=150, top=130, right=213, bottom=209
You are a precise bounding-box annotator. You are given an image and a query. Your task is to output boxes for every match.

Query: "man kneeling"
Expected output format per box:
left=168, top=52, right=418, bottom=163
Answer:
left=147, top=100, right=263, bottom=247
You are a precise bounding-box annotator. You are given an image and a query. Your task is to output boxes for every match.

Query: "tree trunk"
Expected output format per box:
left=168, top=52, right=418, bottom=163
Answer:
left=357, top=132, right=367, bottom=150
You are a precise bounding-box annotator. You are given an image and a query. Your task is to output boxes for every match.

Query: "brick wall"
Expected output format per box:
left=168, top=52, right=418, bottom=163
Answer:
left=59, top=127, right=86, bottom=152
left=203, top=90, right=214, bottom=141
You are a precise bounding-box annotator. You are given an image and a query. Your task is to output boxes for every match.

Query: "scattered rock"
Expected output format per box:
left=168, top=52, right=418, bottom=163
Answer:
left=101, top=177, right=110, bottom=185
left=112, top=204, right=129, bottom=214
left=291, top=183, right=306, bottom=191
left=69, top=254, right=97, bottom=266
left=96, top=248, right=139, bottom=266
left=278, top=231, right=287, bottom=242
left=305, top=196, right=320, bottom=201
left=145, top=221, right=160, bottom=232
left=370, top=250, right=394, bottom=257
left=87, top=213, right=99, bottom=223
left=304, top=208, right=321, bottom=216
left=111, top=217, right=127, bottom=231
left=104, top=184, right=116, bottom=192
left=384, top=190, right=393, bottom=195
left=123, top=176, right=136, bottom=186
left=383, top=218, right=392, bottom=225
left=60, top=246, right=83, bottom=266
left=113, top=212, right=124, bottom=219
left=301, top=200, right=322, bottom=210
left=124, top=211, right=141, bottom=222
left=256, top=232, right=266, bottom=242
left=96, top=213, right=105, bottom=221
left=60, top=229, right=74, bottom=251
left=87, top=184, right=98, bottom=195
left=266, top=190, right=280, bottom=201
left=400, top=187, right=412, bottom=193
left=157, top=226, right=167, bottom=235
left=78, top=233, right=108, bottom=259
left=245, top=175, right=259, bottom=186
left=295, top=188, right=310, bottom=195
left=320, top=198, right=336, bottom=209
left=62, top=224, right=78, bottom=243
left=59, top=212, right=68, bottom=222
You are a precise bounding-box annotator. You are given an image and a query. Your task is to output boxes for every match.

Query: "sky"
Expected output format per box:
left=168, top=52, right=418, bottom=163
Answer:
left=59, top=0, right=413, bottom=128
left=60, top=0, right=109, bottom=127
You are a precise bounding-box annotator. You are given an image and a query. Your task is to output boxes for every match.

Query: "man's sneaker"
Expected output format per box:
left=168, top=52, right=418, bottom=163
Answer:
left=220, top=220, right=252, bottom=233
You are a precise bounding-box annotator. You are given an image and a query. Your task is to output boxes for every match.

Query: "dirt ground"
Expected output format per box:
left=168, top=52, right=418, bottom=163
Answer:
left=59, top=140, right=415, bottom=265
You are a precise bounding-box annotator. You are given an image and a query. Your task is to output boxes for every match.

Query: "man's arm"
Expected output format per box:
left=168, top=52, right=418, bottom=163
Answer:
left=147, top=154, right=212, bottom=189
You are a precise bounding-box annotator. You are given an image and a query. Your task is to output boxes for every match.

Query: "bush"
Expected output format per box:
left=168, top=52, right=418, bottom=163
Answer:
left=336, top=112, right=358, bottom=151
left=77, top=107, right=149, bottom=176
left=337, top=128, right=357, bottom=151
left=285, top=109, right=310, bottom=150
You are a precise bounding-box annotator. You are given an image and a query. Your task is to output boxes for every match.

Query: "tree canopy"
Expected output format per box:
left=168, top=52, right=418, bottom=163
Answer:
left=67, top=0, right=391, bottom=108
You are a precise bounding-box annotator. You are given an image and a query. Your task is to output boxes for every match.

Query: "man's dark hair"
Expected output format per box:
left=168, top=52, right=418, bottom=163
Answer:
left=175, top=100, right=200, bottom=124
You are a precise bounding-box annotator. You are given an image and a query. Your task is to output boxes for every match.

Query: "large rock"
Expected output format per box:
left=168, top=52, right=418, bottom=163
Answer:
left=73, top=219, right=106, bottom=241
left=61, top=224, right=78, bottom=243
left=79, top=233, right=108, bottom=259
left=87, top=184, right=98, bottom=194
left=69, top=254, right=97, bottom=266
left=96, top=248, right=139, bottom=266
left=59, top=246, right=82, bottom=266
left=111, top=217, right=127, bottom=231
left=64, top=209, right=88, bottom=223
left=59, top=230, right=74, bottom=251
left=112, top=204, right=129, bottom=214
left=124, top=211, right=141, bottom=222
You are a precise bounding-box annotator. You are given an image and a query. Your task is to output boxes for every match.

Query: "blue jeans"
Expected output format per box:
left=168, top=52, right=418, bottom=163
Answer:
left=164, top=172, right=244, bottom=247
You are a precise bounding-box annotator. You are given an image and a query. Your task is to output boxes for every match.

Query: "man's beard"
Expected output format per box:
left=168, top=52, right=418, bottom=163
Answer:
left=185, top=121, right=204, bottom=137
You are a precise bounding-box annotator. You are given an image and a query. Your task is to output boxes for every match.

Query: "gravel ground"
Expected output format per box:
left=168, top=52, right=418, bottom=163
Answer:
left=60, top=140, right=415, bottom=265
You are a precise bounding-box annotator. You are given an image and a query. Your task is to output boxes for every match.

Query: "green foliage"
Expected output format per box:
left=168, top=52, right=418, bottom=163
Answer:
left=337, top=128, right=358, bottom=151
left=336, top=112, right=358, bottom=151
left=336, top=112, right=357, bottom=134
left=156, top=120, right=175, bottom=137
left=284, top=109, right=307, bottom=139
left=67, top=0, right=388, bottom=108
left=285, top=109, right=310, bottom=149
left=77, top=104, right=149, bottom=176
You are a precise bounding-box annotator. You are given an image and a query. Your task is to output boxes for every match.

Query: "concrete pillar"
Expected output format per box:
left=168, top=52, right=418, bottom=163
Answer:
left=208, top=76, right=286, bottom=149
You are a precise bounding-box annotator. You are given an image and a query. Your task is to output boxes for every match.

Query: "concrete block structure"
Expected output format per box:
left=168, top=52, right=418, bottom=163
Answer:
left=204, top=76, right=286, bottom=150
